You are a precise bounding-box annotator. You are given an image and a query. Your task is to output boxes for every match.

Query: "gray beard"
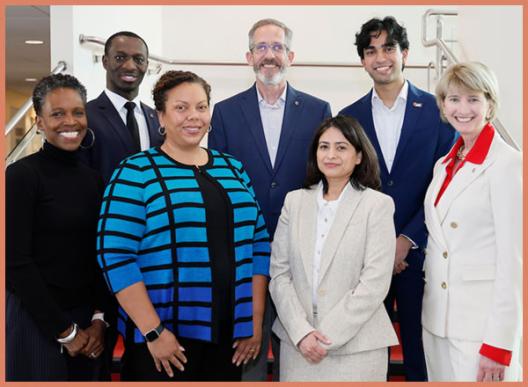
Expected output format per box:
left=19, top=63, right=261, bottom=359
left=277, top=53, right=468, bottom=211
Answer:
left=255, top=68, right=287, bottom=86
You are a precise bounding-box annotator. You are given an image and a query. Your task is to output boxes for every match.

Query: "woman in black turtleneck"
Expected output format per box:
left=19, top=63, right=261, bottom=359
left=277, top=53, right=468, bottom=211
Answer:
left=6, top=74, right=108, bottom=381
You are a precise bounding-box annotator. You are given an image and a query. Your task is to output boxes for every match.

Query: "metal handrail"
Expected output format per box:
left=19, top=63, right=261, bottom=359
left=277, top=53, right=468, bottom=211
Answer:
left=421, top=9, right=520, bottom=151
left=78, top=34, right=435, bottom=70
left=422, top=9, right=459, bottom=65
left=6, top=125, right=39, bottom=166
left=5, top=61, right=67, bottom=136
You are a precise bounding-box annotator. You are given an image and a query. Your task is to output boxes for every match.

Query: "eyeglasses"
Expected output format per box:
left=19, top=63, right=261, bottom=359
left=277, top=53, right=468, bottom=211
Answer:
left=251, top=42, right=288, bottom=55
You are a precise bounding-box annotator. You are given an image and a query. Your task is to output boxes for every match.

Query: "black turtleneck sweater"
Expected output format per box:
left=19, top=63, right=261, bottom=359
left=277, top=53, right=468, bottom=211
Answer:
left=6, top=142, right=106, bottom=339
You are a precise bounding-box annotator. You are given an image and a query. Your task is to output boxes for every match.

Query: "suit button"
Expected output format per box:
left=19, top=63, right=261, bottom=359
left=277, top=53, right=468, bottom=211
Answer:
left=441, top=282, right=447, bottom=289
left=387, top=180, right=394, bottom=187
left=450, top=222, right=458, bottom=229
left=271, top=182, right=278, bottom=189
left=442, top=251, right=448, bottom=259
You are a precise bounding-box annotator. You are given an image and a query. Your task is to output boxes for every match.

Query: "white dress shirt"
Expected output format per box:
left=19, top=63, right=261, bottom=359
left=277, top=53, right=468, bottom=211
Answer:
left=257, top=86, right=287, bottom=168
left=371, top=80, right=408, bottom=172
left=104, top=88, right=151, bottom=150
left=372, top=81, right=416, bottom=247
left=312, top=182, right=350, bottom=308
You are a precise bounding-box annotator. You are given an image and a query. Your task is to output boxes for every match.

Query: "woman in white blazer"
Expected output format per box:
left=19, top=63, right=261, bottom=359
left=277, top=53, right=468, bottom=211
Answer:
left=422, top=62, right=522, bottom=382
left=269, top=115, right=398, bottom=381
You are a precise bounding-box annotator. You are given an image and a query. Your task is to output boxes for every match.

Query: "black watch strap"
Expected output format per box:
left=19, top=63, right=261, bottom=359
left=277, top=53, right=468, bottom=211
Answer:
left=144, top=323, right=165, bottom=342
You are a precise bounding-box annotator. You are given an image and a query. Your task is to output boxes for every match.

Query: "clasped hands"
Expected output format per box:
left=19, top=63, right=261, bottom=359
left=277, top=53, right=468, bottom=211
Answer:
left=60, top=320, right=106, bottom=359
left=298, top=330, right=332, bottom=363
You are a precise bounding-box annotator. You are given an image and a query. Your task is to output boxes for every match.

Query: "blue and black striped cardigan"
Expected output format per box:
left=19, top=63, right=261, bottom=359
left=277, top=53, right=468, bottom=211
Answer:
left=97, top=148, right=270, bottom=343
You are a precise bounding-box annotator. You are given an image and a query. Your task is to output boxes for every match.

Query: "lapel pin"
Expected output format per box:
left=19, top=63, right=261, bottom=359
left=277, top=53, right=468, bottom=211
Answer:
left=294, top=100, right=300, bottom=106
left=412, top=101, right=422, bottom=108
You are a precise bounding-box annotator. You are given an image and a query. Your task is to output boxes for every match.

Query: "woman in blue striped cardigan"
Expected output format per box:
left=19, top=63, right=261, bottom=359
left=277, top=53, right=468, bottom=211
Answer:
left=97, top=71, right=270, bottom=381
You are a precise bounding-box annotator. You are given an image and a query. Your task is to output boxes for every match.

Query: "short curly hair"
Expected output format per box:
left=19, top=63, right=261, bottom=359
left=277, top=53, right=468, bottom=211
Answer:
left=152, top=70, right=211, bottom=112
left=355, top=16, right=409, bottom=61
left=32, top=73, right=87, bottom=116
left=104, top=31, right=149, bottom=57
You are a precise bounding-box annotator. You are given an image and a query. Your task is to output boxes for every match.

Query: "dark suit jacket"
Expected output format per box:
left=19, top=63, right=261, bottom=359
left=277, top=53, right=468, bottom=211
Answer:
left=209, top=83, right=331, bottom=236
left=339, top=81, right=455, bottom=264
left=81, top=91, right=163, bottom=184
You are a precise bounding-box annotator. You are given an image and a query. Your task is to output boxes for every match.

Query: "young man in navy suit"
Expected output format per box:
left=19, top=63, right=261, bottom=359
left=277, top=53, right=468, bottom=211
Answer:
left=209, top=18, right=331, bottom=381
left=339, top=17, right=455, bottom=381
left=79, top=31, right=163, bottom=380
left=81, top=31, right=162, bottom=184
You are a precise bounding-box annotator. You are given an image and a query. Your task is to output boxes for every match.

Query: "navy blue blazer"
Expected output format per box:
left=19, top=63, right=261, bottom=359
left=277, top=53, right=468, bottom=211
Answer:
left=340, top=82, right=455, bottom=255
left=209, top=83, right=331, bottom=236
left=80, top=91, right=163, bottom=184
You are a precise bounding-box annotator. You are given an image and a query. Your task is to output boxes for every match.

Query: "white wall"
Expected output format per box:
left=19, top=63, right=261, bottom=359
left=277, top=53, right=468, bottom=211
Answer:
left=50, top=5, right=522, bottom=147
left=457, top=6, right=523, bottom=147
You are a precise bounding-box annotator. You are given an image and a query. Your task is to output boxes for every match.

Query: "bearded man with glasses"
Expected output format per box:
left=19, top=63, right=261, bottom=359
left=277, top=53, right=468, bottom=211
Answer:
left=209, top=18, right=331, bottom=381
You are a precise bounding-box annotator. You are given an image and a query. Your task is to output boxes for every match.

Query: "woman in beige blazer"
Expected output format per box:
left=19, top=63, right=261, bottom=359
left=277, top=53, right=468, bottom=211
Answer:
left=422, top=62, right=522, bottom=382
left=269, top=116, right=398, bottom=381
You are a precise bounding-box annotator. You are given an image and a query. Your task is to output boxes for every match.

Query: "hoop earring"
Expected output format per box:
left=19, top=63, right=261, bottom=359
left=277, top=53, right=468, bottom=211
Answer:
left=80, top=128, right=95, bottom=149
left=207, top=125, right=212, bottom=133
left=158, top=126, right=166, bottom=136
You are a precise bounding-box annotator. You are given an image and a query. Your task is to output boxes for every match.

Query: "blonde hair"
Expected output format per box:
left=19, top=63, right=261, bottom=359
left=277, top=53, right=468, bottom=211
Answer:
left=435, top=62, right=499, bottom=122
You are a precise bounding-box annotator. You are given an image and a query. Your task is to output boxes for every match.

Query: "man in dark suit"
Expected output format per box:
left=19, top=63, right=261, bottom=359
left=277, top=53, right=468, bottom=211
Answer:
left=339, top=17, right=455, bottom=381
left=80, top=31, right=163, bottom=380
left=209, top=18, right=331, bottom=380
left=81, top=31, right=163, bottom=184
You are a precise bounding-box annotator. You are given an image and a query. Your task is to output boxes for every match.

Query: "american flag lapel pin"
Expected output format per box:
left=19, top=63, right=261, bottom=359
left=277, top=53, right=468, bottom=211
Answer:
left=412, top=101, right=423, bottom=108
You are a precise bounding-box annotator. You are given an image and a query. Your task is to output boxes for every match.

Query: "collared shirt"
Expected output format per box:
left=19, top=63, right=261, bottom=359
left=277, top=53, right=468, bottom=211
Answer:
left=312, top=182, right=350, bottom=307
left=435, top=123, right=495, bottom=206
left=433, top=123, right=511, bottom=366
left=104, top=88, right=150, bottom=150
left=257, top=86, right=287, bottom=168
left=371, top=80, right=408, bottom=172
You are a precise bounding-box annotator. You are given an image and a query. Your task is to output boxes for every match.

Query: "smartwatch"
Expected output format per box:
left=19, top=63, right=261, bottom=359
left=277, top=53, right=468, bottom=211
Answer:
left=144, top=323, right=165, bottom=342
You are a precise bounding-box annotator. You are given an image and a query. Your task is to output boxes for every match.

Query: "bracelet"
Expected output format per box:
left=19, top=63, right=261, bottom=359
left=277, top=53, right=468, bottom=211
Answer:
left=56, top=323, right=79, bottom=344
left=91, top=312, right=110, bottom=328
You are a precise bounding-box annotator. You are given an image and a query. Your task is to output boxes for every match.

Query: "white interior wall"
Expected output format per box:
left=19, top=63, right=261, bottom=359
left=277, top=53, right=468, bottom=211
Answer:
left=50, top=5, right=522, bottom=147
left=456, top=6, right=523, bottom=147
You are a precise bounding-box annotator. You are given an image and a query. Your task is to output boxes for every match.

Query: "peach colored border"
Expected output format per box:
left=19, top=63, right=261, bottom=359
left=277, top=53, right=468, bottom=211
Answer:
left=1, top=1, right=526, bottom=386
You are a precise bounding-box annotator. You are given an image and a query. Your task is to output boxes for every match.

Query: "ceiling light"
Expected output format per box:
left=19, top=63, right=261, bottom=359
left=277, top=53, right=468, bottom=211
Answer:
left=25, top=40, right=44, bottom=45
left=25, top=78, right=37, bottom=82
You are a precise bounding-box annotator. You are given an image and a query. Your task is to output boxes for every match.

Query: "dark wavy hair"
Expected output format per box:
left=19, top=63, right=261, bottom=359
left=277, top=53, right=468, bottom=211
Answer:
left=304, top=115, right=380, bottom=193
left=355, top=16, right=409, bottom=63
left=152, top=70, right=211, bottom=112
left=32, top=73, right=87, bottom=116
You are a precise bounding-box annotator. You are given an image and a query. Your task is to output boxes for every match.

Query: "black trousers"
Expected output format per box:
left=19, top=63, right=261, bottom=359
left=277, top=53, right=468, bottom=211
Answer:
left=97, top=296, right=119, bottom=380
left=6, top=291, right=101, bottom=381
left=121, top=328, right=242, bottom=381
